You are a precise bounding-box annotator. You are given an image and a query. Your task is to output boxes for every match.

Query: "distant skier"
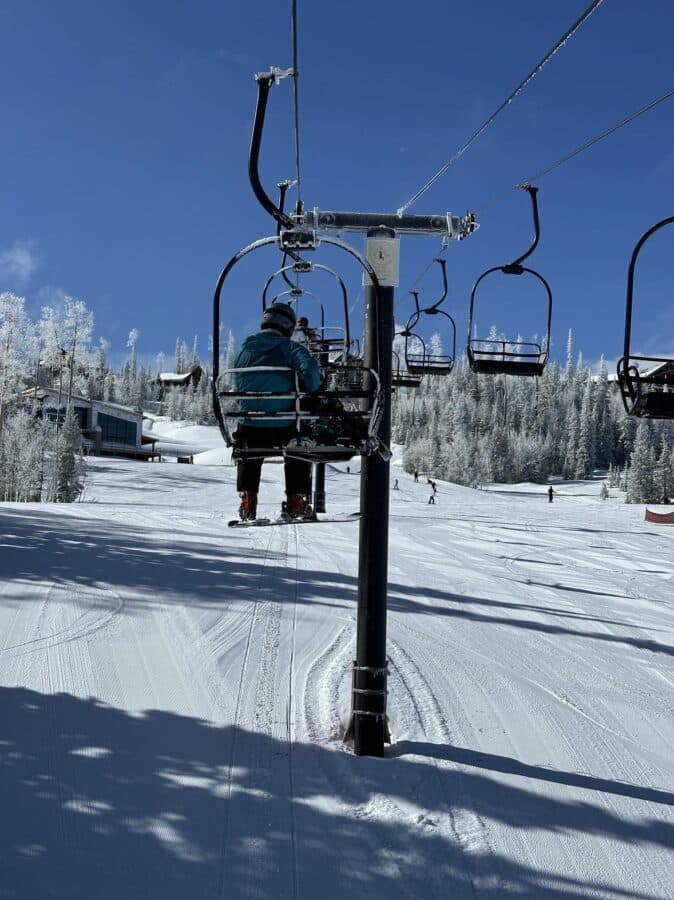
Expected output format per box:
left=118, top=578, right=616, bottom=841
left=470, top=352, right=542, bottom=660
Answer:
left=233, top=303, right=320, bottom=521
left=393, top=479, right=399, bottom=490
left=414, top=471, right=419, bottom=483
left=547, top=486, right=555, bottom=503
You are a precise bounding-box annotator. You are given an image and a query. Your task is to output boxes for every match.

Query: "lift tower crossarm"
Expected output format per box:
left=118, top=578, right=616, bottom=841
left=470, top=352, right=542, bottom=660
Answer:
left=304, top=209, right=477, bottom=239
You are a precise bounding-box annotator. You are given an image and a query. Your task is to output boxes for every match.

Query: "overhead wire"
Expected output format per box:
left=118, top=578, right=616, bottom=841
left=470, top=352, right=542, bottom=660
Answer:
left=290, top=0, right=303, bottom=207
left=396, top=0, right=605, bottom=217
left=400, top=84, right=674, bottom=311
left=474, top=86, right=674, bottom=212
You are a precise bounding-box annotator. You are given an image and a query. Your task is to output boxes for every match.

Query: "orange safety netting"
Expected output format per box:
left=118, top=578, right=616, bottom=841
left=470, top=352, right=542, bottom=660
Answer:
left=644, top=508, right=674, bottom=524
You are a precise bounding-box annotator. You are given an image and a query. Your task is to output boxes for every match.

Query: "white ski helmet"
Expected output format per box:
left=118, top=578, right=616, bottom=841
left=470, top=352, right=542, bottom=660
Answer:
left=261, top=302, right=296, bottom=337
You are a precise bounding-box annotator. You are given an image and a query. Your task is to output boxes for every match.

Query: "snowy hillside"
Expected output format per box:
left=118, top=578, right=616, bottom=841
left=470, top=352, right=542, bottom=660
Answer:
left=1, top=424, right=673, bottom=899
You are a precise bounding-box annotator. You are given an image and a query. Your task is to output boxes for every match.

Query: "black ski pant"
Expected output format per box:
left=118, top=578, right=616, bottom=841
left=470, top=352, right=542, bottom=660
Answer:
left=235, top=425, right=312, bottom=495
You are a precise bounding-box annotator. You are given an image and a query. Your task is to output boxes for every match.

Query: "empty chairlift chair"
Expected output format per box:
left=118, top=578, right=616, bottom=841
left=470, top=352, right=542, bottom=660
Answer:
left=617, top=216, right=674, bottom=419
left=391, top=349, right=422, bottom=389
left=468, top=185, right=552, bottom=376
left=401, top=259, right=457, bottom=377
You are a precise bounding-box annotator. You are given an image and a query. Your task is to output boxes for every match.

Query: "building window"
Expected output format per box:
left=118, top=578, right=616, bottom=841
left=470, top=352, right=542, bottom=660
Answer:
left=45, top=406, right=89, bottom=429
left=98, top=413, right=137, bottom=446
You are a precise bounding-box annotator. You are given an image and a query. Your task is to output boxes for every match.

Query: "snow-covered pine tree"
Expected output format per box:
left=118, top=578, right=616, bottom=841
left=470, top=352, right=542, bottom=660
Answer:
left=625, top=422, right=656, bottom=503
left=190, top=335, right=200, bottom=369
left=574, top=378, right=595, bottom=478
left=174, top=338, right=185, bottom=374
left=564, top=329, right=574, bottom=382
left=127, top=329, right=139, bottom=382
left=593, top=356, right=613, bottom=469
left=564, top=405, right=580, bottom=479
left=0, top=292, right=35, bottom=433
left=654, top=436, right=672, bottom=503
left=56, top=409, right=84, bottom=502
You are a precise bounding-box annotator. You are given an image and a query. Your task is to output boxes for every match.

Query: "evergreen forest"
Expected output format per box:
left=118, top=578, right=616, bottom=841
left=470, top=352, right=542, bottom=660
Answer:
left=1, top=291, right=671, bottom=505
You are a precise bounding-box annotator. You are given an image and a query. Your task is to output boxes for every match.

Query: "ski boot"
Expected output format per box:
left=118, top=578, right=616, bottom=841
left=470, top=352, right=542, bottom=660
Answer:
left=282, top=493, right=317, bottom=521
left=238, top=491, right=258, bottom=521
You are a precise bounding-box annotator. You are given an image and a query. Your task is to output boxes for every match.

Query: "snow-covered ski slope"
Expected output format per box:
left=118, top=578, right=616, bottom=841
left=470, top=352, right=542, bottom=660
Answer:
left=1, top=422, right=673, bottom=899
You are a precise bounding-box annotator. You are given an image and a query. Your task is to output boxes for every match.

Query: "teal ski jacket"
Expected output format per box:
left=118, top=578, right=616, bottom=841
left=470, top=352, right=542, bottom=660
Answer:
left=233, top=330, right=321, bottom=428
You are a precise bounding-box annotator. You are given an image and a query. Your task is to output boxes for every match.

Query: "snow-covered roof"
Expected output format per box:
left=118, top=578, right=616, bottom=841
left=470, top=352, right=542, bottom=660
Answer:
left=157, top=366, right=203, bottom=385
left=22, top=387, right=141, bottom=418
left=158, top=371, right=191, bottom=382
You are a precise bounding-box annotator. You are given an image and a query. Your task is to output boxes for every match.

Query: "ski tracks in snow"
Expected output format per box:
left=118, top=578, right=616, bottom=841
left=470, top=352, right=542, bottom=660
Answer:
left=385, top=507, right=674, bottom=898
left=297, top=529, right=493, bottom=899
left=217, top=522, right=301, bottom=899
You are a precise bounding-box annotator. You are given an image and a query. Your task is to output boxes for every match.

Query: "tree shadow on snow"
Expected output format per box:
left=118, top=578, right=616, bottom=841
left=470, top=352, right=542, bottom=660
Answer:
left=0, top=507, right=353, bottom=617
left=386, top=583, right=674, bottom=658
left=0, top=686, right=668, bottom=900
left=0, top=507, right=670, bottom=659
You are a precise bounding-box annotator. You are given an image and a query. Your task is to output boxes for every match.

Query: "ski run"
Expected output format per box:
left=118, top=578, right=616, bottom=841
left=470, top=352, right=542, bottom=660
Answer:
left=1, top=420, right=673, bottom=900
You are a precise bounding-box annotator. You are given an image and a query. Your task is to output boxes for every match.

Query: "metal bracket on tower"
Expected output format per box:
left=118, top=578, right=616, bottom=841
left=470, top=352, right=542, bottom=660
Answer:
left=303, top=208, right=477, bottom=239
left=256, top=66, right=295, bottom=84
left=344, top=661, right=391, bottom=745
left=279, top=229, right=319, bottom=252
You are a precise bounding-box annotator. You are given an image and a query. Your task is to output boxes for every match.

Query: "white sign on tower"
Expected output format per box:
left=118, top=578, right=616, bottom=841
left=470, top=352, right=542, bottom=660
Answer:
left=363, top=236, right=400, bottom=287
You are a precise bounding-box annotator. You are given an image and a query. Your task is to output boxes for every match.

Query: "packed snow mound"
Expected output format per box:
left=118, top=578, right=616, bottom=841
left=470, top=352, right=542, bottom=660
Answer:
left=193, top=446, right=232, bottom=466
left=144, top=419, right=225, bottom=457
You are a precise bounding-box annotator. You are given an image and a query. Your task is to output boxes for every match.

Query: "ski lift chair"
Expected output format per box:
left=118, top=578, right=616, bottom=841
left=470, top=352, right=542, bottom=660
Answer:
left=403, top=312, right=456, bottom=376
left=617, top=216, right=674, bottom=419
left=401, top=259, right=456, bottom=377
left=391, top=350, right=422, bottom=389
left=212, top=233, right=387, bottom=465
left=467, top=186, right=552, bottom=376
left=215, top=364, right=381, bottom=463
left=211, top=67, right=387, bottom=464
left=262, top=260, right=352, bottom=362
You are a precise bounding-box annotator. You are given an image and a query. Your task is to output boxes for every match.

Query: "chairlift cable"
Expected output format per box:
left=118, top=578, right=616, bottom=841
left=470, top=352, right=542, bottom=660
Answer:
left=399, top=85, right=674, bottom=313
left=395, top=0, right=605, bottom=217
left=290, top=0, right=303, bottom=207
left=475, top=86, right=674, bottom=213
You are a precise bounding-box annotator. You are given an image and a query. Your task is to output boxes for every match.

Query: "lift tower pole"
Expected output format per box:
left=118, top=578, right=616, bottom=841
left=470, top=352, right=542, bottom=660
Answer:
left=353, top=227, right=396, bottom=755
left=304, top=209, right=476, bottom=757
left=313, top=463, right=326, bottom=514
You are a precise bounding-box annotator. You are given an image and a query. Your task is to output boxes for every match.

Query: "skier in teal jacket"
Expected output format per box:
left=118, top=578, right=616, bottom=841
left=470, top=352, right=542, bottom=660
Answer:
left=233, top=302, right=321, bottom=521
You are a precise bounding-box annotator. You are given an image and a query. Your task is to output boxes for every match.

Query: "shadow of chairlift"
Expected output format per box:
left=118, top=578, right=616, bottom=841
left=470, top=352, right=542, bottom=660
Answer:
left=617, top=216, right=674, bottom=420
left=467, top=185, right=552, bottom=377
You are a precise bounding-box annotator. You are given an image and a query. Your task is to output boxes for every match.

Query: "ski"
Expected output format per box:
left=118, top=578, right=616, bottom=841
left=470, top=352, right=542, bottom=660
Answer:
left=228, top=512, right=360, bottom=528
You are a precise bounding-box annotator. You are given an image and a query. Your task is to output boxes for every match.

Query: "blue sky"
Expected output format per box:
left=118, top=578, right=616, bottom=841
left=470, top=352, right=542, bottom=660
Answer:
left=1, top=0, right=672, bottom=372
